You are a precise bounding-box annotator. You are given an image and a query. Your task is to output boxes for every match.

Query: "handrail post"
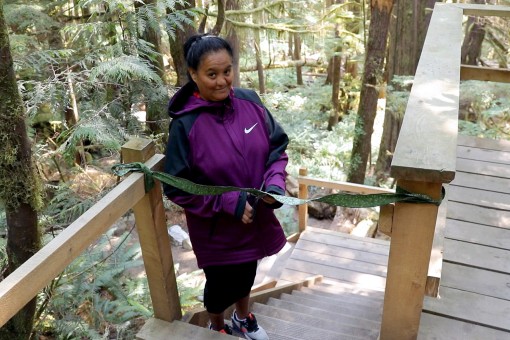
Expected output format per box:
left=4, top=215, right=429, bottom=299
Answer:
left=380, top=180, right=442, bottom=339
left=122, top=138, right=182, bottom=322
left=298, top=167, right=308, bottom=233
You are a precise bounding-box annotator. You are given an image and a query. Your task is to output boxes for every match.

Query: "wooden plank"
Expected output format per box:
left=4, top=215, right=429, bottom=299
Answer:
left=425, top=188, right=448, bottom=298
left=447, top=185, right=510, bottom=210
left=456, top=145, right=510, bottom=165
left=283, top=259, right=387, bottom=291
left=295, top=239, right=388, bottom=266
left=441, top=262, right=510, bottom=301
left=137, top=319, right=242, bottom=340
left=444, top=219, right=510, bottom=250
left=450, top=171, right=510, bottom=194
left=455, top=158, right=510, bottom=179
left=447, top=201, right=510, bottom=229
left=290, top=248, right=387, bottom=277
left=443, top=238, right=510, bottom=274
left=460, top=65, right=510, bottom=83
left=422, top=286, right=510, bottom=331
left=457, top=134, right=510, bottom=151
left=380, top=180, right=443, bottom=340
left=390, top=4, right=462, bottom=184
left=301, top=229, right=390, bottom=255
left=305, top=226, right=391, bottom=246
left=123, top=141, right=181, bottom=322
left=298, top=176, right=394, bottom=194
left=298, top=168, right=309, bottom=233
left=0, top=154, right=164, bottom=327
left=419, top=313, right=510, bottom=340
left=455, top=3, right=510, bottom=17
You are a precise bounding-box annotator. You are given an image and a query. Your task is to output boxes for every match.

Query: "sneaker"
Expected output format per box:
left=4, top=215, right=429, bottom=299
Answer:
left=231, top=310, right=269, bottom=340
left=209, top=323, right=233, bottom=335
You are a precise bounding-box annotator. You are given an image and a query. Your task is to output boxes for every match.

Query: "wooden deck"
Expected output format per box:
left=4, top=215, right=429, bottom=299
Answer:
left=277, top=135, right=510, bottom=339
left=420, top=135, right=510, bottom=339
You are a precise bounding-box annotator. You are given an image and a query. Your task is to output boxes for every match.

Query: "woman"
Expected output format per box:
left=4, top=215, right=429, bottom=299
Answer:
left=163, top=33, right=289, bottom=340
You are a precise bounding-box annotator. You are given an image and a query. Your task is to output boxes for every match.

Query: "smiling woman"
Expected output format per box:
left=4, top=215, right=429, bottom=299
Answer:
left=162, top=34, right=289, bottom=339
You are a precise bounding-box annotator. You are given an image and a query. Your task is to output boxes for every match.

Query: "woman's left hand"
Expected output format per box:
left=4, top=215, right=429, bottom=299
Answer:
left=261, top=195, right=276, bottom=205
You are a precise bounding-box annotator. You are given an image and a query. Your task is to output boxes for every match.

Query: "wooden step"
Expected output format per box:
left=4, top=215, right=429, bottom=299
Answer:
left=279, top=293, right=382, bottom=321
left=290, top=289, right=383, bottom=311
left=311, top=280, right=386, bottom=297
left=136, top=318, right=241, bottom=339
left=253, top=313, right=365, bottom=340
left=252, top=302, right=379, bottom=339
left=266, top=297, right=381, bottom=329
left=301, top=286, right=384, bottom=305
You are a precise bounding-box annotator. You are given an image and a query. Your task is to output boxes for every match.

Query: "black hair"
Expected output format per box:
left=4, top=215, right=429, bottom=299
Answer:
left=183, top=34, right=234, bottom=80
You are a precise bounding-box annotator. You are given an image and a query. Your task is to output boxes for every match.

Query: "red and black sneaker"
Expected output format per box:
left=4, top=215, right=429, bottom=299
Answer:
left=209, top=323, right=233, bottom=335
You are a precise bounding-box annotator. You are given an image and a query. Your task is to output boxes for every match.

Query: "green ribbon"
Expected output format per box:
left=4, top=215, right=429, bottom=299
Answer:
left=111, top=162, right=444, bottom=208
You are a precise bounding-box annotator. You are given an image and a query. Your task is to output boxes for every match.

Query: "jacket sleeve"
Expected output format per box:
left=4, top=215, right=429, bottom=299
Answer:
left=263, top=107, right=289, bottom=208
left=163, top=117, right=246, bottom=219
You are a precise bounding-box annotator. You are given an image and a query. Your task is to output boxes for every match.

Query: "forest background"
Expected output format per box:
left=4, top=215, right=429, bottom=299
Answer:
left=0, top=0, right=509, bottom=338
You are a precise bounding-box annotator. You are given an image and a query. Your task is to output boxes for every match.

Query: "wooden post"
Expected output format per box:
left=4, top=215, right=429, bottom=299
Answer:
left=298, top=168, right=308, bottom=233
left=380, top=180, right=442, bottom=339
left=122, top=138, right=182, bottom=322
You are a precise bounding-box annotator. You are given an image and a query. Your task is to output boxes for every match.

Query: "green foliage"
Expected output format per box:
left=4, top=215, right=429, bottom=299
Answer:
left=34, top=228, right=150, bottom=339
left=175, top=269, right=205, bottom=310
left=274, top=205, right=298, bottom=236
left=459, top=81, right=510, bottom=140
left=258, top=70, right=357, bottom=181
left=42, top=184, right=97, bottom=227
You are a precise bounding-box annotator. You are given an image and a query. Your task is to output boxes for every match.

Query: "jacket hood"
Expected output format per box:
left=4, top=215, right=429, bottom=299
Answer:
left=167, top=81, right=234, bottom=119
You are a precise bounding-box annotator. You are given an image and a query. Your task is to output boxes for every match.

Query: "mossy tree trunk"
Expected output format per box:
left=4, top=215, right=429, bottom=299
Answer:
left=0, top=0, right=42, bottom=338
left=347, top=0, right=395, bottom=184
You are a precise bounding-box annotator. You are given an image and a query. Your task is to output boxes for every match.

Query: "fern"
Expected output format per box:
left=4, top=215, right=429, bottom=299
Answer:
left=90, top=55, right=163, bottom=85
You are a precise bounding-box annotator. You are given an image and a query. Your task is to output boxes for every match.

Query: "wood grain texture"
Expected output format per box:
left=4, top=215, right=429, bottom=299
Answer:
left=390, top=4, right=462, bottom=183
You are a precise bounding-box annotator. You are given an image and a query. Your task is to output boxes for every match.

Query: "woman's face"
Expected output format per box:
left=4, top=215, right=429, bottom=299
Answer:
left=189, top=49, right=234, bottom=102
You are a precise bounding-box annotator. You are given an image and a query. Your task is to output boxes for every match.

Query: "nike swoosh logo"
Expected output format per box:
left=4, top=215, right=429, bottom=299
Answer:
left=244, top=123, right=258, bottom=134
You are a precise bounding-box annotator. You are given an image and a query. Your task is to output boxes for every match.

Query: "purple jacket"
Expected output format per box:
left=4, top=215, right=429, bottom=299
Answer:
left=163, top=82, right=289, bottom=268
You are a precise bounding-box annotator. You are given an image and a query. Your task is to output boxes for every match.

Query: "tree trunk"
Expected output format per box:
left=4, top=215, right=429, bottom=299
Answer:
left=226, top=0, right=241, bottom=87
left=210, top=0, right=225, bottom=35
left=327, top=25, right=342, bottom=130
left=375, top=0, right=438, bottom=184
left=293, top=33, right=303, bottom=86
left=347, top=0, right=395, bottom=184
left=461, top=0, right=486, bottom=65
left=253, top=0, right=265, bottom=94
left=169, top=0, right=197, bottom=87
left=0, top=0, right=42, bottom=337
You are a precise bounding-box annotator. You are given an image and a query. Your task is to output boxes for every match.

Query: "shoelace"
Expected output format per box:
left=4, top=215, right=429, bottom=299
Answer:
left=245, top=313, right=259, bottom=332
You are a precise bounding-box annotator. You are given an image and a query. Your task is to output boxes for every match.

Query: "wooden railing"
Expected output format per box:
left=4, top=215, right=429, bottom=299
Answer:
left=379, top=3, right=509, bottom=340
left=0, top=138, right=182, bottom=327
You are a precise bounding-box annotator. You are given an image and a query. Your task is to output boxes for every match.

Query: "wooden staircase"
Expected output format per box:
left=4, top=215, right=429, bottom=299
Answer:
left=137, top=228, right=387, bottom=339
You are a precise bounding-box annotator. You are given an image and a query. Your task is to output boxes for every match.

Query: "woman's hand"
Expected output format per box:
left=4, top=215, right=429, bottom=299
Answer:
left=241, top=202, right=254, bottom=224
left=261, top=195, right=276, bottom=205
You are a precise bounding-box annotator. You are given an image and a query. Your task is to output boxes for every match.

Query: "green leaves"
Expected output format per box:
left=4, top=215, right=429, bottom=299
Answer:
left=90, top=55, right=163, bottom=85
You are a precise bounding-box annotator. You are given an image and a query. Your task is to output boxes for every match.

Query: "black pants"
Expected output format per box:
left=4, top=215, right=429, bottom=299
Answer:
left=203, top=261, right=257, bottom=314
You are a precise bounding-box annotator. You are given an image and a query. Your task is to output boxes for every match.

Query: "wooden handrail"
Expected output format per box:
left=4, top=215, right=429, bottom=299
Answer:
left=0, top=138, right=182, bottom=327
left=296, top=168, right=395, bottom=235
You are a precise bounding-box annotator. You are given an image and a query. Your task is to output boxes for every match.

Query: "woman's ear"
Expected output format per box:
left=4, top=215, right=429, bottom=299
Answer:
left=189, top=68, right=197, bottom=82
